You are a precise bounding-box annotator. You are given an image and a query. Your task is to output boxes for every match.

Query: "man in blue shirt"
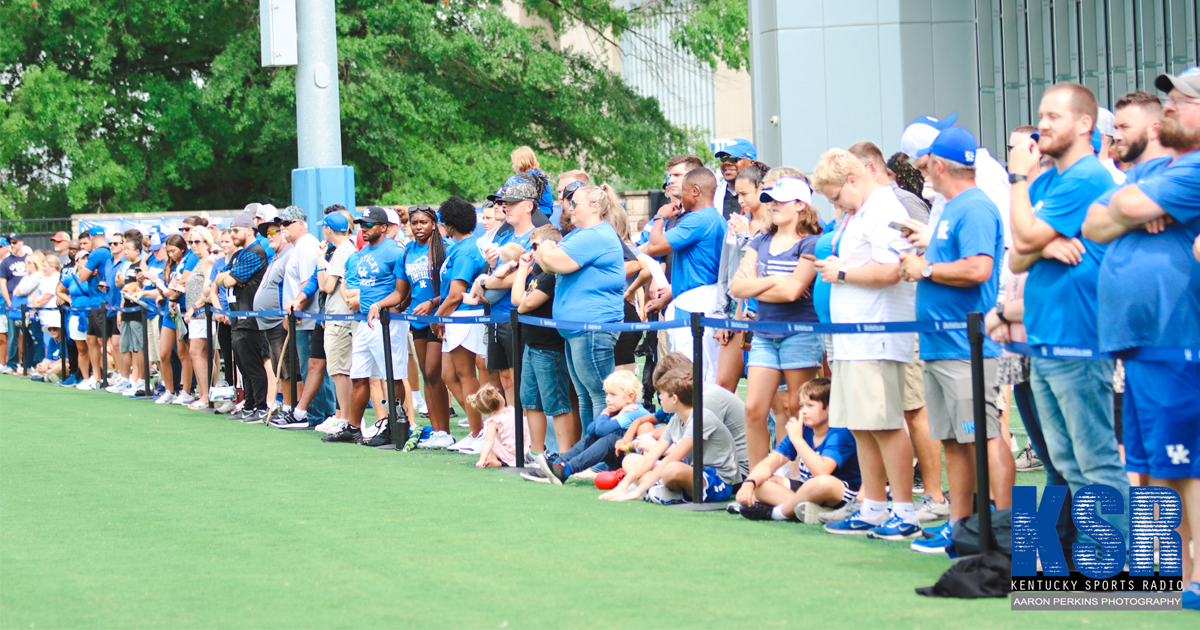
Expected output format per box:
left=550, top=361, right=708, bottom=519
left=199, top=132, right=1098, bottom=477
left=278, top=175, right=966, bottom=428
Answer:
left=75, top=226, right=120, bottom=389
left=1096, top=72, right=1200, bottom=605
left=646, top=167, right=727, bottom=381
left=899, top=126, right=1012, bottom=554
left=1007, top=82, right=1127, bottom=552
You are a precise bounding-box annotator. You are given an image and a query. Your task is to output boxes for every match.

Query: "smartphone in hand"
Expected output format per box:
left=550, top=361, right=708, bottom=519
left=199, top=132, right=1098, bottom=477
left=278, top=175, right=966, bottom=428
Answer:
left=887, top=221, right=913, bottom=237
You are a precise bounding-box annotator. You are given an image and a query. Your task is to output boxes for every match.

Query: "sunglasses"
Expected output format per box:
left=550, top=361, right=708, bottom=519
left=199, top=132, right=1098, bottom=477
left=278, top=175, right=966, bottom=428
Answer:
left=280, top=220, right=296, bottom=227
left=359, top=222, right=380, bottom=230
left=187, top=240, right=204, bottom=245
left=264, top=228, right=280, bottom=236
left=718, top=155, right=739, bottom=163
left=180, top=226, right=192, bottom=232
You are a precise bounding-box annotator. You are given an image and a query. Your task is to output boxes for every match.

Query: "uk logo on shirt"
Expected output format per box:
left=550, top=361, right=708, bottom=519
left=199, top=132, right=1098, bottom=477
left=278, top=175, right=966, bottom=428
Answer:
left=357, top=254, right=382, bottom=287
left=1167, top=444, right=1191, bottom=465
left=406, top=253, right=431, bottom=289
left=936, top=221, right=950, bottom=240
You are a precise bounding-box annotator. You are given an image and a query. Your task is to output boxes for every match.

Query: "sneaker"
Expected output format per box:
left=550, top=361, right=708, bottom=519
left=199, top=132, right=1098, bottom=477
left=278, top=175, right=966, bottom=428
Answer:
left=215, top=401, right=236, bottom=415
left=794, top=501, right=834, bottom=524
left=322, top=424, right=362, bottom=443
left=520, top=470, right=552, bottom=484
left=536, top=453, right=567, bottom=486
left=76, top=378, right=97, bottom=391
left=0, top=365, right=12, bottom=374
left=269, top=411, right=311, bottom=431
left=457, top=417, right=471, bottom=428
left=867, top=515, right=922, bottom=540
left=726, top=502, right=742, bottom=514
left=267, top=409, right=295, bottom=428
left=824, top=510, right=887, bottom=535
left=154, top=391, right=176, bottom=404
left=447, top=433, right=478, bottom=452
left=236, top=409, right=266, bottom=424
left=173, top=392, right=197, bottom=406
left=1015, top=444, right=1044, bottom=472
left=422, top=429, right=458, bottom=448
left=105, top=377, right=130, bottom=393
left=364, top=423, right=393, bottom=447
left=60, top=375, right=79, bottom=387
left=911, top=522, right=955, bottom=554
left=643, top=483, right=685, bottom=506
left=124, top=380, right=145, bottom=396
left=1182, top=581, right=1200, bottom=611
left=912, top=464, right=925, bottom=494
left=573, top=468, right=602, bottom=481
left=915, top=494, right=951, bottom=522
left=819, top=499, right=863, bottom=525
left=313, top=417, right=343, bottom=434
left=1010, top=434, right=1020, bottom=454
left=457, top=435, right=484, bottom=455
left=738, top=501, right=774, bottom=521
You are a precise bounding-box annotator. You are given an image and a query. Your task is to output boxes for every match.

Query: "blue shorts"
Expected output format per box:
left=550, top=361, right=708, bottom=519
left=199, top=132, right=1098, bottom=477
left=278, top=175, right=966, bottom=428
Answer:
left=682, top=467, right=733, bottom=503
left=747, top=332, right=825, bottom=371
left=520, top=346, right=572, bottom=417
left=1123, top=360, right=1200, bottom=479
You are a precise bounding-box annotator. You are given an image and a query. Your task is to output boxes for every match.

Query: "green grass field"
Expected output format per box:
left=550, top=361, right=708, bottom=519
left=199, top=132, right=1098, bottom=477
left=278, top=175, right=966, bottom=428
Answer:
left=0, top=376, right=1189, bottom=629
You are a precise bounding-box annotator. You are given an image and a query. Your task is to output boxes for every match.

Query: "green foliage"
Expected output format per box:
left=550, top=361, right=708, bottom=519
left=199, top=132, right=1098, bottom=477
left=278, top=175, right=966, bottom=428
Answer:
left=0, top=0, right=740, bottom=217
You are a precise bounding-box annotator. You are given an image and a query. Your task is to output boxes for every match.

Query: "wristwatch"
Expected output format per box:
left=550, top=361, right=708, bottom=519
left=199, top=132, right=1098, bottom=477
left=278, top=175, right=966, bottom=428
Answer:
left=1009, top=173, right=1028, bottom=184
left=921, top=264, right=933, bottom=279
left=996, top=301, right=1010, bottom=324
left=837, top=269, right=847, bottom=284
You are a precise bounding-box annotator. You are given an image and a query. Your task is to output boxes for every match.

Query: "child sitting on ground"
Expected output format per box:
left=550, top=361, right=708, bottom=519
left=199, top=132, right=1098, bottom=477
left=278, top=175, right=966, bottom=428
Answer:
left=468, top=384, right=529, bottom=468
left=598, top=369, right=742, bottom=505
left=536, top=371, right=652, bottom=485
left=732, top=379, right=861, bottom=523
left=464, top=243, right=525, bottom=306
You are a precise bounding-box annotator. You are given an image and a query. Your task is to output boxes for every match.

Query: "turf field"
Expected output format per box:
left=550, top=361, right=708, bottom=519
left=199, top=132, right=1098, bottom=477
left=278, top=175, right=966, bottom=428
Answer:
left=0, top=376, right=1187, bottom=629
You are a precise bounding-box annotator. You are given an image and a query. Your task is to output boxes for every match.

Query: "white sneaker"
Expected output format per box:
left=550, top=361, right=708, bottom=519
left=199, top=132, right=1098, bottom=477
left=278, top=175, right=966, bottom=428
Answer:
left=318, top=419, right=348, bottom=436
left=446, top=433, right=477, bottom=452
left=173, top=392, right=197, bottom=406
left=0, top=365, right=13, bottom=374
left=418, top=431, right=455, bottom=450
left=313, top=417, right=342, bottom=434
left=155, top=391, right=176, bottom=404
left=76, top=378, right=97, bottom=391
left=105, top=377, right=129, bottom=393
left=123, top=380, right=145, bottom=397
left=456, top=433, right=484, bottom=455
left=457, top=418, right=471, bottom=428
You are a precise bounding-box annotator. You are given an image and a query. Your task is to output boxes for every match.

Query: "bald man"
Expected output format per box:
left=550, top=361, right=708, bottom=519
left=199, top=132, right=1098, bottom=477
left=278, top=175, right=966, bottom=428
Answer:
left=645, top=167, right=727, bottom=381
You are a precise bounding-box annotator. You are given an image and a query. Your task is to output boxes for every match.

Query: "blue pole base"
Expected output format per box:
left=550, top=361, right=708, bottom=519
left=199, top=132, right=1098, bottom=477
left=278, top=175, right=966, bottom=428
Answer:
left=292, top=165, right=356, bottom=237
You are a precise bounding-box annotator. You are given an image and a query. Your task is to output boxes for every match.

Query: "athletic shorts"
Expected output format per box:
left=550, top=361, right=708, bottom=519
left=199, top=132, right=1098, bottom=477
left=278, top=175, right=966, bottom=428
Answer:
left=324, top=323, right=353, bottom=376
left=119, top=320, right=145, bottom=353
left=1123, top=360, right=1200, bottom=479
left=87, top=309, right=117, bottom=337
left=747, top=332, right=825, bottom=370
left=309, top=323, right=325, bottom=361
left=903, top=338, right=925, bottom=411
left=782, top=476, right=857, bottom=506
left=681, top=467, right=733, bottom=503
left=68, top=313, right=88, bottom=342
left=486, top=322, right=514, bottom=370
left=442, top=311, right=486, bottom=356
left=187, top=318, right=209, bottom=340
left=350, top=319, right=409, bottom=380
left=923, top=358, right=1001, bottom=444
left=829, top=360, right=906, bottom=431
left=614, top=301, right=641, bottom=366
left=411, top=325, right=441, bottom=343
left=264, top=325, right=291, bottom=380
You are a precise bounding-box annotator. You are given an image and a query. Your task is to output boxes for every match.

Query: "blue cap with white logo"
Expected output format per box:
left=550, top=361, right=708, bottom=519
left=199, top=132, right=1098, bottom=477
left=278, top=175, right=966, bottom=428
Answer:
left=714, top=138, right=757, bottom=160
left=87, top=225, right=106, bottom=237
left=916, top=126, right=978, bottom=165
left=323, top=212, right=350, bottom=233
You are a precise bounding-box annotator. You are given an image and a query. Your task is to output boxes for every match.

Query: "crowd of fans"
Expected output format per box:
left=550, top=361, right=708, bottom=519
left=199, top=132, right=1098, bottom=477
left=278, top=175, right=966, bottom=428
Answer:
left=3, top=73, right=1199, bottom=607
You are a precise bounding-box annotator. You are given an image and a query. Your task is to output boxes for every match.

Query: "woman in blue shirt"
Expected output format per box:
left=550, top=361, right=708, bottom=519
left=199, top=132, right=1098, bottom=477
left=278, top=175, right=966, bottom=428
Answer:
left=431, top=197, right=490, bottom=452
left=534, top=184, right=625, bottom=428
left=730, top=177, right=824, bottom=466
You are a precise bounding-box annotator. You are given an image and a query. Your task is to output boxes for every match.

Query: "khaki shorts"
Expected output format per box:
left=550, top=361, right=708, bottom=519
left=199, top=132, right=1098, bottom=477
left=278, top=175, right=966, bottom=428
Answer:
left=829, top=360, right=907, bottom=431
left=902, top=336, right=925, bottom=411
left=325, top=323, right=353, bottom=376
left=924, top=358, right=1001, bottom=444
left=147, top=318, right=160, bottom=361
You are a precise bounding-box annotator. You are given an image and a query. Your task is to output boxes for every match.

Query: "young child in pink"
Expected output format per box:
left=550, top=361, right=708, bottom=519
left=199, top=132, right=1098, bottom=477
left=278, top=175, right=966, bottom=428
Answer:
left=468, top=384, right=530, bottom=468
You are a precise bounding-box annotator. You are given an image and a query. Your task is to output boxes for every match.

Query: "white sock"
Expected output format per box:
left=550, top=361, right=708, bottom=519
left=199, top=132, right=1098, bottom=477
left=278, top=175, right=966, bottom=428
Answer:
left=770, top=506, right=788, bottom=521
left=294, top=408, right=307, bottom=421
left=281, top=404, right=292, bottom=413
left=892, top=501, right=918, bottom=524
left=860, top=500, right=889, bottom=523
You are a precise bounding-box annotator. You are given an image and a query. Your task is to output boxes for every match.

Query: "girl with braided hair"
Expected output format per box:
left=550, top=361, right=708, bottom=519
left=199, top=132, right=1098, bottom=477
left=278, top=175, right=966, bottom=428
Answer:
left=399, top=205, right=453, bottom=448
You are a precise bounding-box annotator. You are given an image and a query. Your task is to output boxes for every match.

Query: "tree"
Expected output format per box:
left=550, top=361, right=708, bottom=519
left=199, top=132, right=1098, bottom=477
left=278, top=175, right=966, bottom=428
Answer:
left=1, top=0, right=747, bottom=218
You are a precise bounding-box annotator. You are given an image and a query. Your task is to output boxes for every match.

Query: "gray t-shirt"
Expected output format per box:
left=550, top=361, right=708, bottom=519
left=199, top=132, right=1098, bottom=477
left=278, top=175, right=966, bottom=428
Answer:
left=253, top=244, right=293, bottom=330
left=663, top=408, right=742, bottom=485
left=703, top=387, right=748, bottom=477
left=890, top=182, right=930, bottom=224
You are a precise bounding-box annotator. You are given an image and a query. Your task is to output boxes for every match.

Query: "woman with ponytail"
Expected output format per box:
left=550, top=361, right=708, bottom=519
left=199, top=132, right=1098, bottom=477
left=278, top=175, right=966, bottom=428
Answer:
left=399, top=205, right=452, bottom=448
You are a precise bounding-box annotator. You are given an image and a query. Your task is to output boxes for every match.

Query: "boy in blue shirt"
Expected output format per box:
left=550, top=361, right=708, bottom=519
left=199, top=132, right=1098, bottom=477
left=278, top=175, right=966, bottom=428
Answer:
left=734, top=379, right=860, bottom=523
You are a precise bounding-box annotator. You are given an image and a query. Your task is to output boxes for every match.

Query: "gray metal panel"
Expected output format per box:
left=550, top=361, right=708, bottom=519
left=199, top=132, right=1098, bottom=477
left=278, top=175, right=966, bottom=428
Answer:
left=900, top=22, right=937, bottom=125
left=824, top=25, right=884, bottom=151
left=1138, top=0, right=1162, bottom=89
left=977, top=0, right=1005, bottom=155
left=933, top=21, right=982, bottom=141
left=260, top=0, right=298, bottom=67
left=778, top=28, right=828, bottom=170
left=822, top=0, right=880, bottom=26
left=753, top=19, right=783, bottom=167
left=878, top=23, right=907, bottom=156
left=1051, top=0, right=1075, bottom=82
left=1109, top=0, right=1136, bottom=93
left=1080, top=0, right=1104, bottom=104
left=1166, top=0, right=1197, bottom=74
left=899, top=0, right=933, bottom=22
left=777, top=0, right=823, bottom=29
left=999, top=0, right=1026, bottom=139
left=932, top=0, right=975, bottom=21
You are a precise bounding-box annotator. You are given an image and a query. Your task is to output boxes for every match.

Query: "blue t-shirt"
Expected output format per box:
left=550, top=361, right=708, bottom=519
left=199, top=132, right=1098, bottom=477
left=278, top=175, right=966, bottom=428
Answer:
left=666, top=206, right=726, bottom=296
left=1098, top=152, right=1200, bottom=352
left=916, top=187, right=1004, bottom=360
left=84, top=246, right=121, bottom=309
left=812, top=218, right=838, bottom=323
left=439, top=235, right=488, bottom=312
left=1024, top=155, right=1114, bottom=349
left=748, top=232, right=820, bottom=337
left=344, top=252, right=360, bottom=290
left=353, top=238, right=402, bottom=314
left=554, top=221, right=625, bottom=339
left=401, top=242, right=438, bottom=329
left=143, top=256, right=165, bottom=317
left=774, top=425, right=861, bottom=490
left=488, top=227, right=534, bottom=315
left=182, top=250, right=199, bottom=273
left=61, top=265, right=90, bottom=310
left=0, top=254, right=28, bottom=308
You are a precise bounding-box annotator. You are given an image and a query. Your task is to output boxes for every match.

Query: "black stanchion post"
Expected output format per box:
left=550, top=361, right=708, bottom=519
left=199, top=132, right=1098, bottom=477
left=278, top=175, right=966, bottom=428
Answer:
left=287, top=312, right=299, bottom=408
left=690, top=311, right=704, bottom=504
left=968, top=311, right=992, bottom=555
left=510, top=309, right=524, bottom=466
left=140, top=305, right=152, bottom=397
left=205, top=306, right=215, bottom=409
left=19, top=304, right=29, bottom=376
left=378, top=309, right=403, bottom=449
left=99, top=306, right=109, bottom=388
left=59, top=306, right=68, bottom=380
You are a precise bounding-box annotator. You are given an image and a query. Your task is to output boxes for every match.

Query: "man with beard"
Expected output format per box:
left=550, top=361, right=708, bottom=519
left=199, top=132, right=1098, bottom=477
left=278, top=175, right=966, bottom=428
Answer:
left=214, top=214, right=271, bottom=423
left=1007, top=82, right=1127, bottom=559
left=1090, top=71, right=1200, bottom=610
left=714, top=139, right=757, bottom=220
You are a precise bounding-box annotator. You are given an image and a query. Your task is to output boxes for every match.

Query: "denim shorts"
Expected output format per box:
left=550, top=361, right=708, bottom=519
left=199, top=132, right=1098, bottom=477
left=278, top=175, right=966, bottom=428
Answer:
left=520, top=346, right=572, bottom=417
left=747, top=332, right=825, bottom=370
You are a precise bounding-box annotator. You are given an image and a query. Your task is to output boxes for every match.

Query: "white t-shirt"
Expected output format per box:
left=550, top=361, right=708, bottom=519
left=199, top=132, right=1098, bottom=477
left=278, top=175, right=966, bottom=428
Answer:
left=323, top=240, right=358, bottom=322
left=829, top=187, right=916, bottom=362
left=285, top=233, right=322, bottom=330
left=1101, top=158, right=1127, bottom=185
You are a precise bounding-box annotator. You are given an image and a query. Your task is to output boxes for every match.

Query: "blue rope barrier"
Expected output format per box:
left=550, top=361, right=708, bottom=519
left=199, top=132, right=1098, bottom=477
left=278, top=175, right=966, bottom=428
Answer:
left=1002, top=342, right=1200, bottom=363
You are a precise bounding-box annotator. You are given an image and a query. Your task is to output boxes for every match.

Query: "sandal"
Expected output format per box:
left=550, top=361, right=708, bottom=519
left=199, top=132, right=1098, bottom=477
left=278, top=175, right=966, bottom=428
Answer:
left=188, top=400, right=209, bottom=411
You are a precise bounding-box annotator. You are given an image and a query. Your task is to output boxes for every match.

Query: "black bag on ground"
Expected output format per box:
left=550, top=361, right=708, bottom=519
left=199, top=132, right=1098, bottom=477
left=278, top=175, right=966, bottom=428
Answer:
left=951, top=508, right=1012, bottom=557
left=915, top=550, right=1012, bottom=599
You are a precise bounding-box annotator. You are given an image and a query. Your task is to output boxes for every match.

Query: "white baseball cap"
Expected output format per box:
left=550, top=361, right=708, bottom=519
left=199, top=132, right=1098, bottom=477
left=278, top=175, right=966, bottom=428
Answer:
left=900, top=113, right=959, bottom=158
left=759, top=177, right=813, bottom=204
left=383, top=207, right=400, bottom=225
left=1096, top=108, right=1116, bottom=137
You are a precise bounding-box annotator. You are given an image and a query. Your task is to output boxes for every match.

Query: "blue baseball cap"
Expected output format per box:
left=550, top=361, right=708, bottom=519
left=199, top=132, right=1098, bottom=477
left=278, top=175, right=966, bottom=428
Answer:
left=87, top=225, right=106, bottom=237
left=1091, top=127, right=1102, bottom=154
left=323, top=212, right=350, bottom=233
left=714, top=138, right=757, bottom=160
left=148, top=234, right=163, bottom=252
left=916, top=126, right=978, bottom=165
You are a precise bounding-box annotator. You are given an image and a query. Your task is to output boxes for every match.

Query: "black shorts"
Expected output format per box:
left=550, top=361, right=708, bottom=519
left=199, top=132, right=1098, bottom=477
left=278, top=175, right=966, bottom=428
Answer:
left=310, top=323, right=325, bottom=361
left=263, top=325, right=293, bottom=380
left=87, top=308, right=117, bottom=337
left=486, top=321, right=514, bottom=371
left=411, top=325, right=442, bottom=343
left=614, top=301, right=641, bottom=366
